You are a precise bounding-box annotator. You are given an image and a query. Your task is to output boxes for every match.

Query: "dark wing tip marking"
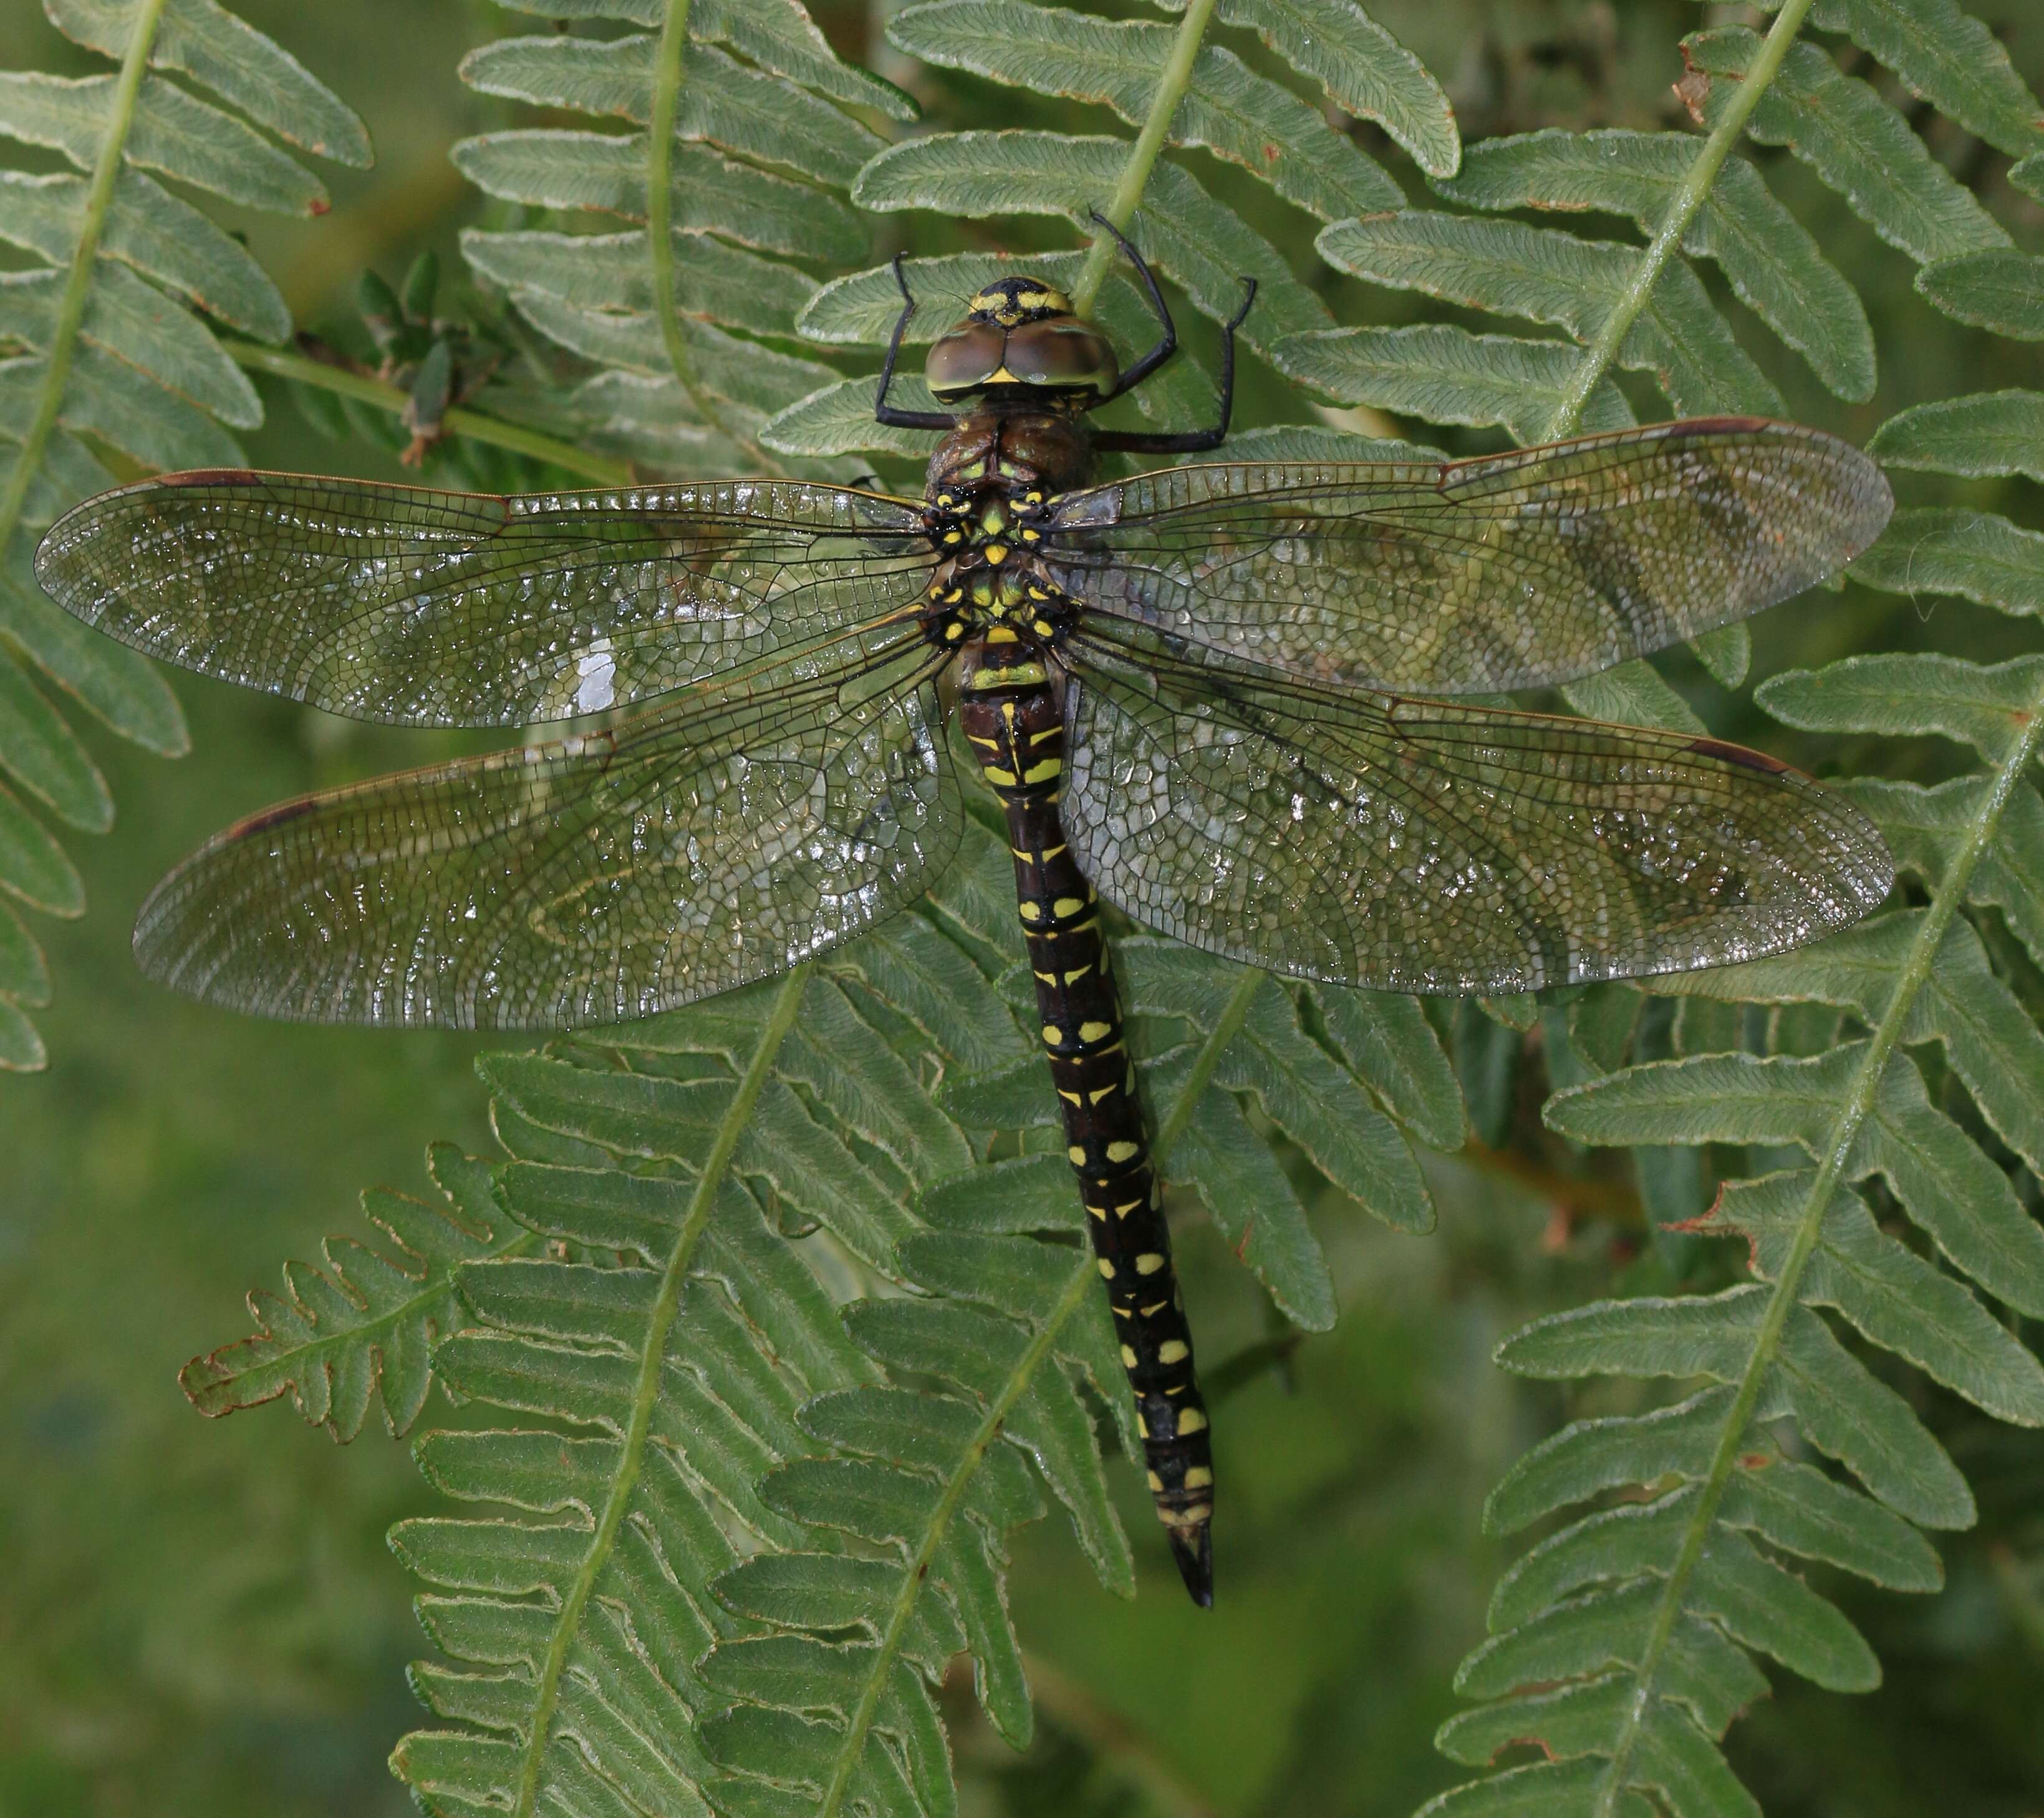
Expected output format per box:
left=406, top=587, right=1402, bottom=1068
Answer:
left=158, top=467, right=263, bottom=488
left=1685, top=735, right=1792, bottom=775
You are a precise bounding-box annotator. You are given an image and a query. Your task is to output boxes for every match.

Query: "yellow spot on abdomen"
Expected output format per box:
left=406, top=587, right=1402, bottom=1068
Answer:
left=1106, top=1140, right=1140, bottom=1164
left=1120, top=1345, right=1138, bottom=1368
left=1158, top=1340, right=1189, bottom=1365
left=1021, top=757, right=1062, bottom=783
left=1041, top=1025, right=1064, bottom=1045
left=1078, top=1020, right=1112, bottom=1043
left=1183, top=1466, right=1213, bottom=1489
left=1177, top=1408, right=1208, bottom=1434
left=1068, top=1145, right=1087, bottom=1164
left=1096, top=1259, right=1114, bottom=1278
left=1019, top=901, right=1043, bottom=922
left=1135, top=1253, right=1165, bottom=1275
left=1053, top=896, right=1086, bottom=917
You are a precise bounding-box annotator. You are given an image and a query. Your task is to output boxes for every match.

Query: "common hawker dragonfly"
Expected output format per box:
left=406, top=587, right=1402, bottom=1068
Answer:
left=34, top=222, right=1895, bottom=1605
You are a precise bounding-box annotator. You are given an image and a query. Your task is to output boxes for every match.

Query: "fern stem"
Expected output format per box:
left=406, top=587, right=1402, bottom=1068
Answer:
left=1593, top=673, right=2044, bottom=1816
left=815, top=969, right=1262, bottom=1815
left=510, top=961, right=814, bottom=1818
left=223, top=340, right=635, bottom=485
left=1070, top=0, right=1221, bottom=316
left=1546, top=0, right=1816, bottom=439
left=0, top=0, right=169, bottom=562
left=819, top=1250, right=1096, bottom=1818
left=645, top=0, right=783, bottom=476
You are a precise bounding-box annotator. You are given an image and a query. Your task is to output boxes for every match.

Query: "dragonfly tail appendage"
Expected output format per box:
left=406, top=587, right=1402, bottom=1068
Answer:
left=960, top=663, right=1216, bottom=1607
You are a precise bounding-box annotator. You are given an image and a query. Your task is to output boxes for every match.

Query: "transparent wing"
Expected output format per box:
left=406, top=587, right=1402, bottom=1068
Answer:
left=1061, top=626, right=1892, bottom=994
left=1043, top=418, right=1891, bottom=694
left=35, top=469, right=935, bottom=725
left=136, top=625, right=958, bottom=1028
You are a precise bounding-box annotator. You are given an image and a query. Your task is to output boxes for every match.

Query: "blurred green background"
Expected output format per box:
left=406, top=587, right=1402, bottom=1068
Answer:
left=2, top=1, right=2042, bottom=1813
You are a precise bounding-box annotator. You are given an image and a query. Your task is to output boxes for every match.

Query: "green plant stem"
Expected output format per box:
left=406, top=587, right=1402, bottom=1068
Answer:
left=815, top=967, right=1263, bottom=1816
left=646, top=0, right=781, bottom=475
left=1070, top=0, right=1220, bottom=315
left=1546, top=0, right=1816, bottom=439
left=224, top=340, right=635, bottom=485
left=0, top=0, right=168, bottom=559
left=509, top=962, right=814, bottom=1818
left=1592, top=673, right=2044, bottom=1816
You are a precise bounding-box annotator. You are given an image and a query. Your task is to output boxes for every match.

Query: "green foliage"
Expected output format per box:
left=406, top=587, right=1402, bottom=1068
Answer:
left=451, top=0, right=907, bottom=478
left=41, top=0, right=2044, bottom=1812
left=0, top=0, right=367, bottom=1067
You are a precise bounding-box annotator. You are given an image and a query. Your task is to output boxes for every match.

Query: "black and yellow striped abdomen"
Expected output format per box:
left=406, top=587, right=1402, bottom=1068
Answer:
left=958, top=647, right=1215, bottom=1605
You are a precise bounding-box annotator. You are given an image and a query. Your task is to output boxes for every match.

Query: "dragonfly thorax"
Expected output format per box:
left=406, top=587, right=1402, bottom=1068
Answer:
left=918, top=407, right=1094, bottom=659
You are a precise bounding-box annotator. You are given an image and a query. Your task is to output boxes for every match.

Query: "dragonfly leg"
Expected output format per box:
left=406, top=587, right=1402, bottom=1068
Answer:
left=1091, top=209, right=1180, bottom=400
left=1092, top=275, right=1257, bottom=455
left=875, top=251, right=958, bottom=432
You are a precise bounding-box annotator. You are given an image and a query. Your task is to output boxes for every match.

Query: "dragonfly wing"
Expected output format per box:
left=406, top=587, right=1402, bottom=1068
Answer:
left=35, top=470, right=934, bottom=725
left=1044, top=418, right=1891, bottom=694
left=1061, top=628, right=1892, bottom=994
left=135, top=626, right=958, bottom=1027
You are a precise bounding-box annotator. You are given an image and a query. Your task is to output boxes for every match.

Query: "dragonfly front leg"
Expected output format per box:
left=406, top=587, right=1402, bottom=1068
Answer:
left=875, top=251, right=959, bottom=433
left=958, top=660, right=1216, bottom=1607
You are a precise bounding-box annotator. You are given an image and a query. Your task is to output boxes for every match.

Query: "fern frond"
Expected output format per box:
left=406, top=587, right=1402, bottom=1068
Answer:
left=178, top=1147, right=537, bottom=1440
left=0, top=0, right=365, bottom=1068
left=1426, top=405, right=2044, bottom=1817
left=1434, top=129, right=1874, bottom=402
left=452, top=0, right=909, bottom=478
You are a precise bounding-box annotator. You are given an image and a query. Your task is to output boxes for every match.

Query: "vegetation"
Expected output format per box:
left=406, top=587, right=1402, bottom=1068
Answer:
left=2, top=1, right=2041, bottom=1814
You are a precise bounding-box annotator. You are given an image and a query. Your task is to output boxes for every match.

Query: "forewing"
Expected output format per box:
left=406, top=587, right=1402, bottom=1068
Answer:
left=1044, top=419, right=1892, bottom=693
left=1062, top=629, right=1892, bottom=994
left=136, top=626, right=959, bottom=1028
left=35, top=470, right=933, bottom=725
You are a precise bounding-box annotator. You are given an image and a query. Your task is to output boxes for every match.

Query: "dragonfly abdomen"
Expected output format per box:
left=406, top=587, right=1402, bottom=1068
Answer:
left=958, top=652, right=1215, bottom=1607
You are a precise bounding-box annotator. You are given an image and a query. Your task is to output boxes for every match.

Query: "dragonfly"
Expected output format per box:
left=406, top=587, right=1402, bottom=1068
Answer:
left=35, top=218, right=1895, bottom=1607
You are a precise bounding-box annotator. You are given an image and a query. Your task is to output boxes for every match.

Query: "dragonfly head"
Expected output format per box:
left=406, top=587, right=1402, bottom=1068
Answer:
left=925, top=277, right=1119, bottom=405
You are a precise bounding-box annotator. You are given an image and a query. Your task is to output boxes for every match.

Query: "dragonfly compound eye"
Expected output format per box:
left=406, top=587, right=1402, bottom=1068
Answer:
left=1002, top=319, right=1118, bottom=398
left=925, top=322, right=1008, bottom=402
